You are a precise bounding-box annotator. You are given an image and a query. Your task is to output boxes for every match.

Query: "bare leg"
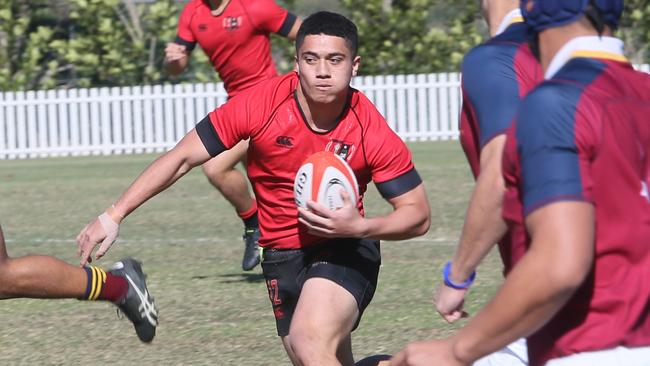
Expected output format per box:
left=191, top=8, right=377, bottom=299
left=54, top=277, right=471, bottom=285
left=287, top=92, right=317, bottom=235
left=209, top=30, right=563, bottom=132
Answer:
left=282, top=335, right=302, bottom=366
left=201, top=139, right=254, bottom=214
left=0, top=226, right=86, bottom=299
left=289, top=278, right=359, bottom=366
left=202, top=139, right=260, bottom=270
left=337, top=334, right=355, bottom=366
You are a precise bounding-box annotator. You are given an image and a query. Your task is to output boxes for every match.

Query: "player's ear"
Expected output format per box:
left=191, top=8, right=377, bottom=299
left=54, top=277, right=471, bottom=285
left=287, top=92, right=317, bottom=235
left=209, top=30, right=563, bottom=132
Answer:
left=351, top=55, right=361, bottom=76
left=294, top=55, right=299, bottom=72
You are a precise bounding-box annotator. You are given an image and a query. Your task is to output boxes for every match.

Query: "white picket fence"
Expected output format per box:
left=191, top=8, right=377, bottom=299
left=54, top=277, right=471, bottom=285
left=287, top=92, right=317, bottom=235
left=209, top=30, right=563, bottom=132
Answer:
left=0, top=73, right=461, bottom=159
left=1, top=64, right=649, bottom=160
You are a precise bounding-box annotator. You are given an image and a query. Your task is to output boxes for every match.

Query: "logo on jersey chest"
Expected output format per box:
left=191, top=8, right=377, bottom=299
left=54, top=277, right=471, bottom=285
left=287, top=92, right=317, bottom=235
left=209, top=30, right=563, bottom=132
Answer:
left=326, top=139, right=356, bottom=161
left=275, top=136, right=294, bottom=148
left=223, top=16, right=242, bottom=31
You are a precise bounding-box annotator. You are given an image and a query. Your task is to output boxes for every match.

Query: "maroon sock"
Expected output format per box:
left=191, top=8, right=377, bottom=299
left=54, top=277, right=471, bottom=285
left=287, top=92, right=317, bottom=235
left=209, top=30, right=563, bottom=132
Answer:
left=98, top=272, right=129, bottom=303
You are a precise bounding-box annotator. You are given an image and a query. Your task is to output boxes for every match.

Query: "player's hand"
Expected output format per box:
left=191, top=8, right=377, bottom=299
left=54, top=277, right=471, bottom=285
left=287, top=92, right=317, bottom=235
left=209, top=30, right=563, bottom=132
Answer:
left=164, top=42, right=187, bottom=63
left=297, top=190, right=367, bottom=238
left=434, top=282, right=470, bottom=323
left=389, top=339, right=468, bottom=366
left=76, top=212, right=120, bottom=266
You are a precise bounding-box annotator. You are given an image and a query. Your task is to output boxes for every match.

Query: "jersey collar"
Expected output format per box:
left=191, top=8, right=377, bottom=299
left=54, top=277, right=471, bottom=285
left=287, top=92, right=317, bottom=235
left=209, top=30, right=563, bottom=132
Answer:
left=495, top=8, right=524, bottom=36
left=545, top=36, right=627, bottom=79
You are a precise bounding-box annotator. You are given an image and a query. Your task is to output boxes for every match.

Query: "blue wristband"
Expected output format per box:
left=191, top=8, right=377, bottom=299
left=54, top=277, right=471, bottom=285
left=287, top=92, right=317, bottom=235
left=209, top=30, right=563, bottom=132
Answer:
left=442, top=261, right=476, bottom=289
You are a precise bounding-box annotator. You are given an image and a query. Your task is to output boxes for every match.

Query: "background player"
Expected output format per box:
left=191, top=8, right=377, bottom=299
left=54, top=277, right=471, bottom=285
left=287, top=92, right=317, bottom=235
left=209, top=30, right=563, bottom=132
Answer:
left=77, top=11, right=430, bottom=365
left=433, top=0, right=542, bottom=364
left=390, top=0, right=650, bottom=365
left=0, top=223, right=158, bottom=342
left=164, top=0, right=302, bottom=271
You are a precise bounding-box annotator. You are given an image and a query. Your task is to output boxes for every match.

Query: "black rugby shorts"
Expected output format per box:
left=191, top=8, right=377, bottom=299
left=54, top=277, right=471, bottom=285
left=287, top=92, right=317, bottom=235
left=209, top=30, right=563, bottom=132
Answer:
left=261, top=238, right=381, bottom=336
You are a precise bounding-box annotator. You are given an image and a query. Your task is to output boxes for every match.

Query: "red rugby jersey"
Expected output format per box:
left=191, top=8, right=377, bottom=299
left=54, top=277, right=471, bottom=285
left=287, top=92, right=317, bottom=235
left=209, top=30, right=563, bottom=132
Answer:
left=196, top=72, right=420, bottom=249
left=176, top=0, right=296, bottom=97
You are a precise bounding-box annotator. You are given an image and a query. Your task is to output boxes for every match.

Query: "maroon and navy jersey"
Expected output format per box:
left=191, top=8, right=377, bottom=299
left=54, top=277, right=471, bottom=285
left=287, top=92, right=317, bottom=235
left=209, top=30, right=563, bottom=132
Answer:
left=176, top=0, right=297, bottom=97
left=459, top=19, right=542, bottom=274
left=196, top=72, right=422, bottom=249
left=502, top=43, right=650, bottom=364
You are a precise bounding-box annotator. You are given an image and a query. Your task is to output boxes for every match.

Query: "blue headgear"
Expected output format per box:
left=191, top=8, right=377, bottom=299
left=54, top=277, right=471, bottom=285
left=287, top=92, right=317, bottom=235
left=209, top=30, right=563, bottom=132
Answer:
left=521, top=0, right=624, bottom=33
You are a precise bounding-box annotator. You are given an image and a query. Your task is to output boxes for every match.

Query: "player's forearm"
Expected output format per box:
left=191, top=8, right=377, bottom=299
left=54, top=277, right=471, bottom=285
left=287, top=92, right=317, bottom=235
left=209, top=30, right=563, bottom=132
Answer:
left=111, top=130, right=210, bottom=220
left=362, top=185, right=430, bottom=240
left=166, top=57, right=188, bottom=76
left=450, top=248, right=581, bottom=362
left=111, top=154, right=192, bottom=220
left=451, top=135, right=507, bottom=281
left=450, top=202, right=594, bottom=363
left=363, top=208, right=429, bottom=240
left=451, top=166, right=507, bottom=281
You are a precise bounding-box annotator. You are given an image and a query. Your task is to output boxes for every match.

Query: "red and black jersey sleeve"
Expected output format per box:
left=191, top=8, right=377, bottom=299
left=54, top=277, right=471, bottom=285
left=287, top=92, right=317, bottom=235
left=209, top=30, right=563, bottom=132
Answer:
left=196, top=73, right=297, bottom=156
left=245, top=0, right=297, bottom=36
left=355, top=98, right=421, bottom=199
left=175, top=1, right=198, bottom=51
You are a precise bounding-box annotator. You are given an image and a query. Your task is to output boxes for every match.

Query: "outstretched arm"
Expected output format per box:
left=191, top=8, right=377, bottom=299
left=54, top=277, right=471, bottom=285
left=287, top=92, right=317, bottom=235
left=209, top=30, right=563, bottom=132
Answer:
left=76, top=129, right=212, bottom=265
left=435, top=135, right=508, bottom=322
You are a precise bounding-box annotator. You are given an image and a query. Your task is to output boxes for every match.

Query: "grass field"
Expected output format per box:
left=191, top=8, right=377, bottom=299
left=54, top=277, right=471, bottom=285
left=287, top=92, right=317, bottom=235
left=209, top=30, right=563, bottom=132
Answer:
left=0, top=141, right=504, bottom=365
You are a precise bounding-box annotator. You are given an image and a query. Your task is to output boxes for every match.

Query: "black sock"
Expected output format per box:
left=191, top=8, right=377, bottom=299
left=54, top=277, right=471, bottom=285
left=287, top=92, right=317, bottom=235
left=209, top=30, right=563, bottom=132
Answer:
left=243, top=212, right=258, bottom=229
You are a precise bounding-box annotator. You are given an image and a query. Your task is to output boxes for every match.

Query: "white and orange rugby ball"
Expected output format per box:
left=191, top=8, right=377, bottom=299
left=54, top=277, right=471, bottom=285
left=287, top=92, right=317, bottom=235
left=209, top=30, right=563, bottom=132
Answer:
left=294, top=151, right=359, bottom=210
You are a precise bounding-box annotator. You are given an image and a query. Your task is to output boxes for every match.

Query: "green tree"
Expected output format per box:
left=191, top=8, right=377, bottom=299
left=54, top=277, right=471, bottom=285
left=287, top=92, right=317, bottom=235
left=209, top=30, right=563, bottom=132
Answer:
left=0, top=0, right=64, bottom=90
left=339, top=0, right=484, bottom=75
left=0, top=0, right=188, bottom=90
left=50, top=0, right=180, bottom=88
left=619, top=0, right=650, bottom=64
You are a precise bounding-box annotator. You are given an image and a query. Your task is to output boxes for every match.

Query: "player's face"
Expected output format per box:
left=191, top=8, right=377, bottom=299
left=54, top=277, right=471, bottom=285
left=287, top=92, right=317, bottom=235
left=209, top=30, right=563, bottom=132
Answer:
left=295, top=34, right=360, bottom=104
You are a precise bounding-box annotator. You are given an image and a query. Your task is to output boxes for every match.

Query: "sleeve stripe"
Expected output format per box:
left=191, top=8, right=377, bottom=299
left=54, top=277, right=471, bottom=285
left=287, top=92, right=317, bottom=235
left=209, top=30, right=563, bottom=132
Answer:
left=277, top=12, right=297, bottom=37
left=375, top=168, right=422, bottom=199
left=196, top=115, right=227, bottom=157
left=175, top=36, right=196, bottom=51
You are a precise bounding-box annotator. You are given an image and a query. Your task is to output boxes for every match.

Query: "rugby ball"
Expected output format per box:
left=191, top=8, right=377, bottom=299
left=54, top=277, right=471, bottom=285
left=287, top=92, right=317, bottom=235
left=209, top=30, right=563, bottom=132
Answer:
left=294, top=151, right=359, bottom=210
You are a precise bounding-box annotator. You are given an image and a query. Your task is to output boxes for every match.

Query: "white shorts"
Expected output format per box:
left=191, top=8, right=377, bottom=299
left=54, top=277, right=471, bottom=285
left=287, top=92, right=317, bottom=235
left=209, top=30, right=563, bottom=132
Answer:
left=545, top=346, right=650, bottom=366
left=474, top=338, right=528, bottom=366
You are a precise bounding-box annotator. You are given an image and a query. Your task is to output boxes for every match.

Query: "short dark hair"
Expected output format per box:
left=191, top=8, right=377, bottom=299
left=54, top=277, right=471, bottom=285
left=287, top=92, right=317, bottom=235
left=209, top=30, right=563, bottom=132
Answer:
left=295, top=11, right=358, bottom=57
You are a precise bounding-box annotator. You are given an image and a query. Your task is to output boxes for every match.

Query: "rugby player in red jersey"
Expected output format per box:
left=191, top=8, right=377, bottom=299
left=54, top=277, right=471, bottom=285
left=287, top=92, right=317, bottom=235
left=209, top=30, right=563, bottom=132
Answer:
left=164, top=0, right=302, bottom=271
left=78, top=11, right=430, bottom=365
left=390, top=1, right=650, bottom=365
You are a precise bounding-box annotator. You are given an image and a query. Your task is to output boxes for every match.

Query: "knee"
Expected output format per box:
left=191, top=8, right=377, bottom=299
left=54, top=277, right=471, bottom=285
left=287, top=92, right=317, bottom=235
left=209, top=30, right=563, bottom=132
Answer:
left=289, top=336, right=318, bottom=365
left=289, top=326, right=336, bottom=365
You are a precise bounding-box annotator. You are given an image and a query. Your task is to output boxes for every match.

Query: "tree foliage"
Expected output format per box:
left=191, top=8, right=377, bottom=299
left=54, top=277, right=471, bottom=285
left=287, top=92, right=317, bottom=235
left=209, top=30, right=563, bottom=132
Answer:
left=339, top=0, right=484, bottom=75
left=51, top=0, right=180, bottom=88
left=619, top=0, right=650, bottom=63
left=0, top=0, right=62, bottom=90
left=1, top=0, right=649, bottom=91
left=0, top=0, right=183, bottom=90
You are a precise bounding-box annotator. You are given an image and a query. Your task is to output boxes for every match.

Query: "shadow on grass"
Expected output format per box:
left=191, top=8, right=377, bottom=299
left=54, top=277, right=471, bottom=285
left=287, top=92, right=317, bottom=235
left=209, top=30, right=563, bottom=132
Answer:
left=190, top=273, right=266, bottom=283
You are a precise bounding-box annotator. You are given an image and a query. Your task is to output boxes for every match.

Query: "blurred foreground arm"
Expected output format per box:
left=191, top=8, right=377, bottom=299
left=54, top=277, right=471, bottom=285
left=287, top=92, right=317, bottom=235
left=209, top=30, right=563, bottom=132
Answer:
left=435, top=135, right=508, bottom=323
left=391, top=201, right=594, bottom=365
